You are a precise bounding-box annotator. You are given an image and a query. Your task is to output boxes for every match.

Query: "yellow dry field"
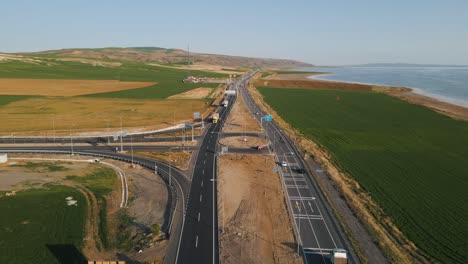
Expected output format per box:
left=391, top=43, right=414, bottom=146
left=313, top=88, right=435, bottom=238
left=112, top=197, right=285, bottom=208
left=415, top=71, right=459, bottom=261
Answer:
left=0, top=97, right=206, bottom=135
left=168, top=87, right=213, bottom=99
left=0, top=78, right=155, bottom=96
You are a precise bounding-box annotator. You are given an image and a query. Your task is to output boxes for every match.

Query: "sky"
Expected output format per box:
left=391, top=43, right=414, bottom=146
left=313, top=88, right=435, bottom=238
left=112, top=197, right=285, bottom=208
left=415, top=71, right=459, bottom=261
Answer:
left=1, top=0, right=468, bottom=65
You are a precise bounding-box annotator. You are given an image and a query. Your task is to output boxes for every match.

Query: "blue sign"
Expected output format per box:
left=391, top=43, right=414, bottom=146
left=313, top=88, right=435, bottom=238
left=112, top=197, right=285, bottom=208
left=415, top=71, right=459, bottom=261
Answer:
left=273, top=167, right=281, bottom=172
left=264, top=114, right=273, bottom=122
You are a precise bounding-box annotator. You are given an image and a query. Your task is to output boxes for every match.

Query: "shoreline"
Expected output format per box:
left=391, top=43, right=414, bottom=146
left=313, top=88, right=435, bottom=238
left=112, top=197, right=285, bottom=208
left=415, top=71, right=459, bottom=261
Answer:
left=262, top=73, right=468, bottom=121
left=308, top=72, right=468, bottom=108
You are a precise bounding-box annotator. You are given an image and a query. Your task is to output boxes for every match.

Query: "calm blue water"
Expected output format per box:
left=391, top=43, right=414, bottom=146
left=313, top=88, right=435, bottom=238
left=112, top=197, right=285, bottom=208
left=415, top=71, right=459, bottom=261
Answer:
left=300, top=67, right=468, bottom=107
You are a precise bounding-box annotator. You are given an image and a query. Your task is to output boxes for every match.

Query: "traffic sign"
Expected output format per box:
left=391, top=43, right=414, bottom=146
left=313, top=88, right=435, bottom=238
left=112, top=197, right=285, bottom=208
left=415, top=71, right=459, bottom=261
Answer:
left=264, top=115, right=273, bottom=122
left=193, top=112, right=201, bottom=119
left=185, top=122, right=192, bottom=128
left=273, top=167, right=281, bottom=172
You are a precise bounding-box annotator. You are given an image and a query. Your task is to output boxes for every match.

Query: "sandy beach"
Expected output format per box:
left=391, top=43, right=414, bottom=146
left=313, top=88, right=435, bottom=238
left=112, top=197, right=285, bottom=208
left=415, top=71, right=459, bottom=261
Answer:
left=260, top=73, right=468, bottom=121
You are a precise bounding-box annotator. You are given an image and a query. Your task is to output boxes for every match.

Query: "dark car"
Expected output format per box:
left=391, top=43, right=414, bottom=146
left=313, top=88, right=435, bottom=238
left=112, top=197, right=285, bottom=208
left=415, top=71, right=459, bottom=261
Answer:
left=295, top=168, right=305, bottom=174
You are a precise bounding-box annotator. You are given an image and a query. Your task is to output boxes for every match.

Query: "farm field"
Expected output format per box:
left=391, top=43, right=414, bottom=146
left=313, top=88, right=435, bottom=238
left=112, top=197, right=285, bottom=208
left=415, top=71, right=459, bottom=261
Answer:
left=0, top=185, right=87, bottom=264
left=0, top=59, right=226, bottom=99
left=0, top=57, right=225, bottom=134
left=258, top=86, right=468, bottom=264
left=0, top=97, right=206, bottom=135
left=0, top=78, right=155, bottom=96
left=0, top=161, right=121, bottom=262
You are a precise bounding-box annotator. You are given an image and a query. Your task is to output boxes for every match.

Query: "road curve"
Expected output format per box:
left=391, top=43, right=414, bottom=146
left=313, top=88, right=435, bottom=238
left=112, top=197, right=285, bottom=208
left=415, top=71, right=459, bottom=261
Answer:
left=0, top=147, right=189, bottom=264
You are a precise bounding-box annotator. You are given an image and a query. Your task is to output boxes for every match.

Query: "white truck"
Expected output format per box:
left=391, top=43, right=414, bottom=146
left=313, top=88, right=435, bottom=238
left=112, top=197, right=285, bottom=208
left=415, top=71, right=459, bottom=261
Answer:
left=331, top=249, right=348, bottom=264
left=222, top=99, right=229, bottom=107
left=212, top=113, right=219, bottom=123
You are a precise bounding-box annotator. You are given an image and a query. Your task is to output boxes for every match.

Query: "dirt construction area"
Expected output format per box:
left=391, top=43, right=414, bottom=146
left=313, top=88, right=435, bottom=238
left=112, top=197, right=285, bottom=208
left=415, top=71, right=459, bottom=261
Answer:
left=217, top=154, right=301, bottom=264
left=0, top=78, right=155, bottom=96
left=219, top=136, right=268, bottom=148
left=223, top=91, right=261, bottom=133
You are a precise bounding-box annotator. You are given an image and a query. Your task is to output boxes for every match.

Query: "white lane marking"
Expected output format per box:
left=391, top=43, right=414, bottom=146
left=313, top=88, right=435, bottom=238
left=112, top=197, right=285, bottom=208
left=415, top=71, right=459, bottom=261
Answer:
left=204, top=160, right=206, bottom=165
left=195, top=235, right=199, bottom=248
left=200, top=194, right=203, bottom=202
left=198, top=212, right=201, bottom=222
left=203, top=169, right=205, bottom=175
left=201, top=180, right=204, bottom=187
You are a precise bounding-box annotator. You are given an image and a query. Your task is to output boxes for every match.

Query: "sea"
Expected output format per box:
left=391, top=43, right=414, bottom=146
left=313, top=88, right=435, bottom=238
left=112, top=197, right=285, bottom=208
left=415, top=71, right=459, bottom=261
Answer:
left=299, top=66, right=468, bottom=107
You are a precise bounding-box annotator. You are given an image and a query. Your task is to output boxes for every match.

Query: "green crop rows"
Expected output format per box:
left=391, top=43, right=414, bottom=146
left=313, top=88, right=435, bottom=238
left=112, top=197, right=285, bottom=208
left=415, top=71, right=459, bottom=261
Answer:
left=258, top=87, right=468, bottom=264
left=0, top=185, right=87, bottom=264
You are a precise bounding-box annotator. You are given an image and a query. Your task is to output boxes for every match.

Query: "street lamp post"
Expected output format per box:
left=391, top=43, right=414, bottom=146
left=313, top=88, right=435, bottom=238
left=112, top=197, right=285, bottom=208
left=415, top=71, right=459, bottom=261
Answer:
left=296, top=201, right=301, bottom=255
left=168, top=147, right=179, bottom=187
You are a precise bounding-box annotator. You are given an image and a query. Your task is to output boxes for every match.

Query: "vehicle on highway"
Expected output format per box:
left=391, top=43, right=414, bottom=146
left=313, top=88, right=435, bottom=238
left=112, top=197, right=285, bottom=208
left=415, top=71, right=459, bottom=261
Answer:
left=222, top=99, right=229, bottom=107
left=295, top=168, right=305, bottom=173
left=212, top=113, right=219, bottom=123
left=331, top=248, right=348, bottom=264
left=281, top=161, right=288, bottom=167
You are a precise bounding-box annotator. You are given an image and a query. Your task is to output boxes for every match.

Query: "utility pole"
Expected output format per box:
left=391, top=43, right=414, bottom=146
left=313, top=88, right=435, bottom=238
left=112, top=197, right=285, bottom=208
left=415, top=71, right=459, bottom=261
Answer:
left=130, top=135, right=134, bottom=167
left=120, top=116, right=124, bottom=152
left=296, top=201, right=301, bottom=254
left=70, top=128, right=74, bottom=156
left=187, top=44, right=191, bottom=77
left=52, top=115, right=56, bottom=144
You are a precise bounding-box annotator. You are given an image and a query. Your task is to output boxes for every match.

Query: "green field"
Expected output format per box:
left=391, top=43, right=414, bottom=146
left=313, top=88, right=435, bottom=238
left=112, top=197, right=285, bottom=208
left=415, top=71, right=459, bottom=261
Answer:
left=258, top=87, right=468, bottom=264
left=0, top=59, right=226, bottom=99
left=0, top=95, right=34, bottom=106
left=0, top=185, right=87, bottom=264
left=66, top=166, right=118, bottom=249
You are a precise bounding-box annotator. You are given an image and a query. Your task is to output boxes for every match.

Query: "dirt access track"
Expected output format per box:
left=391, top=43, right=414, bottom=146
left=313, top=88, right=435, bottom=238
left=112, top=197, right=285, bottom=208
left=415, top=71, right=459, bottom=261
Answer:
left=217, top=154, right=301, bottom=264
left=0, top=78, right=155, bottom=96
left=223, top=91, right=261, bottom=133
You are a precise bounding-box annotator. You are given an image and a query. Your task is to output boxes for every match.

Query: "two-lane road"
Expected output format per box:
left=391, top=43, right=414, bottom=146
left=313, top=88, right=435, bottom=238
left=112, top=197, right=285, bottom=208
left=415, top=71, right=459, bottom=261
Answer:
left=176, top=74, right=253, bottom=263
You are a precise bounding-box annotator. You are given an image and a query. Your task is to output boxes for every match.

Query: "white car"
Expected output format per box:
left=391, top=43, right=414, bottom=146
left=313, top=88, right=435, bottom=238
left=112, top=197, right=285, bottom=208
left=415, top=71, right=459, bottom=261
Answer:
left=281, top=161, right=288, bottom=167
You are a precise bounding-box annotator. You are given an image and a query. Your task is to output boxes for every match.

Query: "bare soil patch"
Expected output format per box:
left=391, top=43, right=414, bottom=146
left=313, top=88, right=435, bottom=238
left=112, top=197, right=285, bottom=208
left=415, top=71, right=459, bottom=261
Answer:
left=218, top=154, right=301, bottom=264
left=0, top=79, right=155, bottom=96
left=0, top=97, right=206, bottom=135
left=223, top=93, right=261, bottom=133
left=168, top=87, right=213, bottom=99
left=219, top=136, right=268, bottom=148
left=255, top=78, right=372, bottom=92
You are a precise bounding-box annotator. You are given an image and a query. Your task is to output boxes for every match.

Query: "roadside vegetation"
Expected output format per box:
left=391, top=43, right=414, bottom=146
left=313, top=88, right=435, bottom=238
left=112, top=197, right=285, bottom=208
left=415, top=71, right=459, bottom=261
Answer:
left=258, top=86, right=468, bottom=264
left=66, top=166, right=118, bottom=249
left=0, top=185, right=87, bottom=264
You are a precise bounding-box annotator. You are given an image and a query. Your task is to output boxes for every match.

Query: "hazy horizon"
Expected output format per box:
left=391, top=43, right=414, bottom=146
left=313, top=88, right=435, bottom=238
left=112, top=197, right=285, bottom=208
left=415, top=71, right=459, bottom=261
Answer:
left=1, top=0, right=467, bottom=65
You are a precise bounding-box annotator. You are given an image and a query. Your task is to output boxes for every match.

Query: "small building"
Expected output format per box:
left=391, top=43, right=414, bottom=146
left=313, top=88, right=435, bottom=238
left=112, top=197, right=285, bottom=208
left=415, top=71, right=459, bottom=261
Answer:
left=0, top=153, right=7, bottom=163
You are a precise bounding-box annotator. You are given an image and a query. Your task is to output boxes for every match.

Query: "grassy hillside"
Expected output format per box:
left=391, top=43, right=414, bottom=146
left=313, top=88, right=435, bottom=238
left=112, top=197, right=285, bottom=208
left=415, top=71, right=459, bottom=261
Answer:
left=26, top=47, right=313, bottom=68
left=258, top=87, right=468, bottom=264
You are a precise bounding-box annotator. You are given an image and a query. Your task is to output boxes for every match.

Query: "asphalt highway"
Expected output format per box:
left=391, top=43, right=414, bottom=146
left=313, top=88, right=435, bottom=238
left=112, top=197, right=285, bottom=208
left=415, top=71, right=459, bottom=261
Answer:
left=176, top=78, right=244, bottom=264
left=238, top=73, right=358, bottom=264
